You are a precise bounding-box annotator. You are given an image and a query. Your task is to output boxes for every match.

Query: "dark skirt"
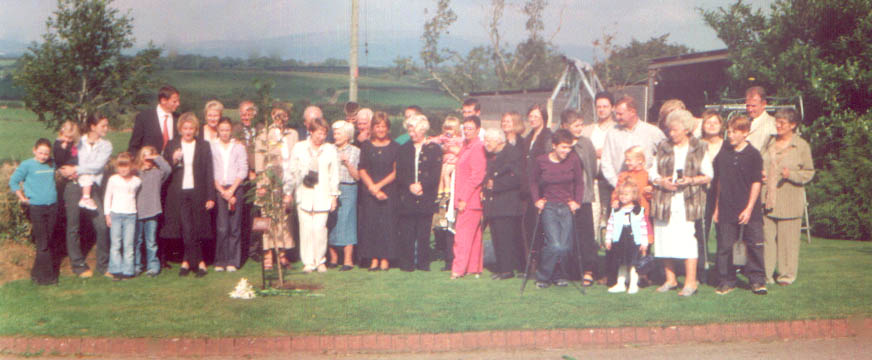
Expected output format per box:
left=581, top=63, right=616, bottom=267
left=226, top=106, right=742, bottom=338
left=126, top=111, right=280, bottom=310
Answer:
left=609, top=226, right=640, bottom=267
left=357, top=187, right=398, bottom=260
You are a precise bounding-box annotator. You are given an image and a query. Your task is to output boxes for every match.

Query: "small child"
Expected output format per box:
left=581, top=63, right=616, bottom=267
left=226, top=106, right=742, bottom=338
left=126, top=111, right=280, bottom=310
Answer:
left=712, top=115, right=767, bottom=295
left=606, top=182, right=649, bottom=294
left=9, top=139, right=59, bottom=285
left=103, top=152, right=142, bottom=280
left=431, top=116, right=463, bottom=200
left=134, top=146, right=171, bottom=276
left=611, top=146, right=654, bottom=244
left=53, top=121, right=80, bottom=168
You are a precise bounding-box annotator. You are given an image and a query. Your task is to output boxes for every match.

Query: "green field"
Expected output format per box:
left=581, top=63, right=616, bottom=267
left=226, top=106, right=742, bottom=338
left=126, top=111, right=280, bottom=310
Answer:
left=0, top=236, right=869, bottom=338
left=0, top=108, right=131, bottom=162
left=154, top=69, right=458, bottom=111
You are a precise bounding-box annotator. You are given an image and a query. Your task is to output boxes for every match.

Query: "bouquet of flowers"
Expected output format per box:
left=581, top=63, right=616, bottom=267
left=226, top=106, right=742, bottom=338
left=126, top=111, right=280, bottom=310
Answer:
left=229, top=278, right=256, bottom=299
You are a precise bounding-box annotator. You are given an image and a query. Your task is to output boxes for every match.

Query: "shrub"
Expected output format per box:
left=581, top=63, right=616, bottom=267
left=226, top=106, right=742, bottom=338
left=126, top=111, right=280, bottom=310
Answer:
left=806, top=112, right=872, bottom=240
left=0, top=162, right=31, bottom=244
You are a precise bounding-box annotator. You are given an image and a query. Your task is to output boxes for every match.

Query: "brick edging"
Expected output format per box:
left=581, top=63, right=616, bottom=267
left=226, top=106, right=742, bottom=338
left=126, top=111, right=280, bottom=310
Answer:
left=0, top=318, right=868, bottom=356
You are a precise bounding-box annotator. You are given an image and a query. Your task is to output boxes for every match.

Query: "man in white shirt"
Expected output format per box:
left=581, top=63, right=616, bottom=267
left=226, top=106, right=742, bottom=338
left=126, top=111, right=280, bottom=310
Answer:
left=600, top=95, right=667, bottom=188
left=745, top=86, right=777, bottom=151
left=128, top=86, right=180, bottom=155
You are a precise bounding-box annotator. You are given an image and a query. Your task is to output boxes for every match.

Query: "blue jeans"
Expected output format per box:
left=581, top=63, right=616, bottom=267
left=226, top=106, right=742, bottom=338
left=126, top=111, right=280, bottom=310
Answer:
left=536, top=202, right=573, bottom=282
left=109, top=212, right=137, bottom=276
left=135, top=216, right=160, bottom=274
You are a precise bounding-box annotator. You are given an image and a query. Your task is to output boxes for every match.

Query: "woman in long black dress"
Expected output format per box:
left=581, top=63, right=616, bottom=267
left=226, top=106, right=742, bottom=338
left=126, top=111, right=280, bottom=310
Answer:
left=358, top=111, right=400, bottom=271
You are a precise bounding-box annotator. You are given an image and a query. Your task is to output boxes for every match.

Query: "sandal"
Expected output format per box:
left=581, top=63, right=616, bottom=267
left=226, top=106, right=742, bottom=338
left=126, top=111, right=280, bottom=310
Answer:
left=582, top=274, right=594, bottom=287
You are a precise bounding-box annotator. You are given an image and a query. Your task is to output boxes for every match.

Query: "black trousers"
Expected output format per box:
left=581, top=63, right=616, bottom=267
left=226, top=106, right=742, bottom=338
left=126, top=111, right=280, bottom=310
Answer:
left=716, top=220, right=766, bottom=286
left=488, top=216, right=523, bottom=273
left=398, top=213, right=433, bottom=270
left=572, top=203, right=598, bottom=275
left=179, top=190, right=203, bottom=266
left=29, top=204, right=58, bottom=284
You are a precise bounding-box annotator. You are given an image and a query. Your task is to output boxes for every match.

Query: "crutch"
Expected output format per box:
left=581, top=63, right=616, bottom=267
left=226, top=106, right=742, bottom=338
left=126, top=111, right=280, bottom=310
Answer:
left=571, top=209, right=586, bottom=295
left=520, top=210, right=542, bottom=295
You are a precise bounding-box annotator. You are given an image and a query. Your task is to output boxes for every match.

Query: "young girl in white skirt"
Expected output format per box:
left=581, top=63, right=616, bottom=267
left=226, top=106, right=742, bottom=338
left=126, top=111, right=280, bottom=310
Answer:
left=606, top=181, right=649, bottom=294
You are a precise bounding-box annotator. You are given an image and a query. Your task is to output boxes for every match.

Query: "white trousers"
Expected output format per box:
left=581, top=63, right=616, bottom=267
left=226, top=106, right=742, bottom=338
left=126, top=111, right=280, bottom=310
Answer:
left=297, top=208, right=329, bottom=270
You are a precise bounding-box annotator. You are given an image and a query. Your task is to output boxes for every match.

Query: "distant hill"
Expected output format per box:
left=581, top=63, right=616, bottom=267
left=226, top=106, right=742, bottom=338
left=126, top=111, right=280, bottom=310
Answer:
left=0, top=31, right=595, bottom=67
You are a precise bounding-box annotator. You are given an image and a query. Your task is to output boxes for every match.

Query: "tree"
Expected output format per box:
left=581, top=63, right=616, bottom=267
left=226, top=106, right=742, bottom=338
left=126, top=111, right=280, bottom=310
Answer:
left=593, top=34, right=691, bottom=87
left=389, top=56, right=420, bottom=79
left=420, top=0, right=565, bottom=102
left=702, top=0, right=872, bottom=239
left=13, top=0, right=160, bottom=129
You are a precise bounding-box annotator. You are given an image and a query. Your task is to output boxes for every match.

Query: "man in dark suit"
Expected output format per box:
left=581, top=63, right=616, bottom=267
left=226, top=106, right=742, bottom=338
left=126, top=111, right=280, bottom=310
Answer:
left=127, top=85, right=180, bottom=269
left=128, top=86, right=181, bottom=155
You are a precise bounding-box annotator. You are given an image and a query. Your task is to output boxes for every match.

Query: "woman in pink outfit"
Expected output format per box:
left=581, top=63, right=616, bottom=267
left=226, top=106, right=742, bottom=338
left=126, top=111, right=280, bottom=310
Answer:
left=451, top=116, right=487, bottom=279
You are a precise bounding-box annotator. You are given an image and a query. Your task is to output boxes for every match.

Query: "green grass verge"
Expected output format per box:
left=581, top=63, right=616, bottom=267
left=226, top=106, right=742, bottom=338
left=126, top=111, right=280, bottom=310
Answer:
left=0, top=236, right=868, bottom=338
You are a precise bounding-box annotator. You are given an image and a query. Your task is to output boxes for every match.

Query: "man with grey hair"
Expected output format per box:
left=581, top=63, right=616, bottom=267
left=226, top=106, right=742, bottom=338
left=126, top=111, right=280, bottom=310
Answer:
left=298, top=105, right=333, bottom=142
left=482, top=127, right=524, bottom=279
left=354, top=108, right=373, bottom=146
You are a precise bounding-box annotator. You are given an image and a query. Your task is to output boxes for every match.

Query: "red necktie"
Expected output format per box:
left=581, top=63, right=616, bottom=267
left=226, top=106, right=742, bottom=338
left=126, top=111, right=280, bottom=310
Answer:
left=162, top=114, right=169, bottom=149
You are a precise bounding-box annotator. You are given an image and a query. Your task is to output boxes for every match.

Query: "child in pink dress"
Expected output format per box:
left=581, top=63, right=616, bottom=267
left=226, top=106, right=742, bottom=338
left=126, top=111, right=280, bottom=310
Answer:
left=430, top=116, right=463, bottom=200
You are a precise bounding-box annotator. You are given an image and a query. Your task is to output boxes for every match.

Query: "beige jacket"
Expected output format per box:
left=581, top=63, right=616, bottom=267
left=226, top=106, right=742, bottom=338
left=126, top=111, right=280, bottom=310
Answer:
left=761, top=135, right=815, bottom=219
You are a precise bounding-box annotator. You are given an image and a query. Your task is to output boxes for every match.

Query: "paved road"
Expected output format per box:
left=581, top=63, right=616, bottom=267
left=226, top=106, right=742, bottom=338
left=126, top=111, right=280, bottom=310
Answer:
left=26, top=336, right=869, bottom=360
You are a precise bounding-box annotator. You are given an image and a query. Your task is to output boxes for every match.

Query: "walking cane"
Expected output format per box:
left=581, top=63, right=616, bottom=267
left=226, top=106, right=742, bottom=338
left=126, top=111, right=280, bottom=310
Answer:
left=520, top=210, right=542, bottom=295
left=571, top=208, right=585, bottom=295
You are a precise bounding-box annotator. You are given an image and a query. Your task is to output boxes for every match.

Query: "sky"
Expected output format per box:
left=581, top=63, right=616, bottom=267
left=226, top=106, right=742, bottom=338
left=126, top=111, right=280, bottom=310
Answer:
left=0, top=0, right=775, bottom=59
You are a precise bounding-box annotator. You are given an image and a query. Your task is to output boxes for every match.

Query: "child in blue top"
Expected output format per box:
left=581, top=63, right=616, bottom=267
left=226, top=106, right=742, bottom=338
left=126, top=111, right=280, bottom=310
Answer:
left=9, top=138, right=59, bottom=285
left=605, top=181, right=649, bottom=294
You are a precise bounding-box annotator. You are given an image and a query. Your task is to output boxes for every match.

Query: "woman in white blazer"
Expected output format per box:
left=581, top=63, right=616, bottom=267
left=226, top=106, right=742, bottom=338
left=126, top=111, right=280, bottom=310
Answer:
left=284, top=118, right=340, bottom=273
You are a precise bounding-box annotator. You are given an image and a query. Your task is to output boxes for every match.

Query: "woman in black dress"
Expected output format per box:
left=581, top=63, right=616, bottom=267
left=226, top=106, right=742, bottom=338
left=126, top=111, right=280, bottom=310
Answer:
left=358, top=111, right=400, bottom=271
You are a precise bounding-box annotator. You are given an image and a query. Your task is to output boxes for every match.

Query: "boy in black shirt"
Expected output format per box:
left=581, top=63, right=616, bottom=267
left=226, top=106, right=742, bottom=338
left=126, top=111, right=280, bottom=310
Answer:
left=712, top=116, right=768, bottom=295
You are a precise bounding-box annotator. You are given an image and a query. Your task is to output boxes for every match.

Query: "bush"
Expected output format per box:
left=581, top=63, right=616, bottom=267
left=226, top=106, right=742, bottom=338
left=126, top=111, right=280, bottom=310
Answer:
left=806, top=112, right=872, bottom=240
left=0, top=162, right=31, bottom=244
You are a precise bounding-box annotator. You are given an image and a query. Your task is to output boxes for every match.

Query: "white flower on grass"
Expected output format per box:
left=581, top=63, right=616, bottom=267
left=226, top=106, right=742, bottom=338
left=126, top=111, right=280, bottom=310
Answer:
left=229, top=278, right=256, bottom=299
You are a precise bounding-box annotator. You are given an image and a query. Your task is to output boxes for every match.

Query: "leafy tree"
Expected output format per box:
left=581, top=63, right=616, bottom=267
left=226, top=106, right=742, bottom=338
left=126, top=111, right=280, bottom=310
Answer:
left=420, top=0, right=565, bottom=102
left=13, top=0, right=160, bottom=129
left=702, top=0, right=872, bottom=239
left=593, top=34, right=691, bottom=87
left=389, top=56, right=420, bottom=79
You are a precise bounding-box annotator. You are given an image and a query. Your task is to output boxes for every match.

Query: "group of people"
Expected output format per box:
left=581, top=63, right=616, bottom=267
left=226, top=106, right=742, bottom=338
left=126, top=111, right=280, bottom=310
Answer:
left=10, top=84, right=815, bottom=297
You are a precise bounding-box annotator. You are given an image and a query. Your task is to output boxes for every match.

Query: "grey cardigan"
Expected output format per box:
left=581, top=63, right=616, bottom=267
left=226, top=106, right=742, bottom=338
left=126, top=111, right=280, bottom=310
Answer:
left=572, top=136, right=597, bottom=204
left=136, top=156, right=171, bottom=219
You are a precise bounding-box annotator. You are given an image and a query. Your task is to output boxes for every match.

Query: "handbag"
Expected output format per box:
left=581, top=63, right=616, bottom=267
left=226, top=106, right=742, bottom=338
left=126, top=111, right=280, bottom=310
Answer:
left=326, top=199, right=341, bottom=230
left=252, top=216, right=271, bottom=232
left=635, top=254, right=656, bottom=276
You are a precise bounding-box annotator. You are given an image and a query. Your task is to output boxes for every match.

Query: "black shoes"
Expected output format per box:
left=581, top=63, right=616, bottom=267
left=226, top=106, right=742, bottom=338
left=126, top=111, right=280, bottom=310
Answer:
left=491, top=272, right=515, bottom=280
left=195, top=268, right=208, bottom=278
left=751, top=283, right=768, bottom=295
left=715, top=284, right=735, bottom=295
left=178, top=267, right=190, bottom=277
left=339, top=265, right=354, bottom=272
left=326, top=263, right=339, bottom=269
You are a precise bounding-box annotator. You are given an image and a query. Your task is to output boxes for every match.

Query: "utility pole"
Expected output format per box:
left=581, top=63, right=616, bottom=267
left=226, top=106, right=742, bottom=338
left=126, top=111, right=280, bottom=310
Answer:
left=349, top=0, right=359, bottom=102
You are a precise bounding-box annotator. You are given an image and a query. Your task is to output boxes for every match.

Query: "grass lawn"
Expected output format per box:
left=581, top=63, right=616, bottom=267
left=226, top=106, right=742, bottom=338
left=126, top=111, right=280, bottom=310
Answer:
left=0, top=236, right=869, bottom=338
left=0, top=107, right=131, bottom=162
